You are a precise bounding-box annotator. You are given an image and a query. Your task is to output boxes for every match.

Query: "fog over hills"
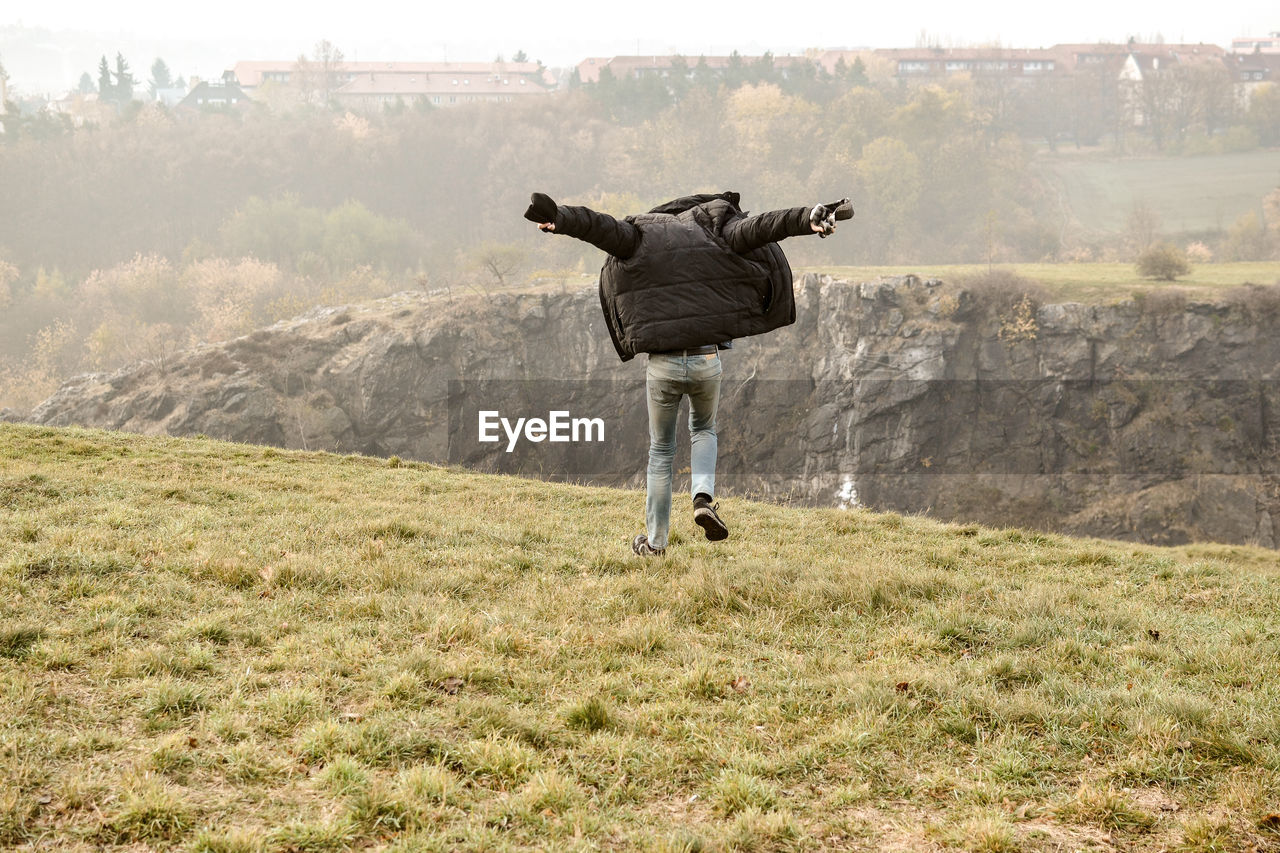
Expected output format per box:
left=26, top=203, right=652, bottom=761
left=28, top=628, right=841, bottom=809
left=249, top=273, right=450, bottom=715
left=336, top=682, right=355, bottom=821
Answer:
left=3, top=0, right=1276, bottom=94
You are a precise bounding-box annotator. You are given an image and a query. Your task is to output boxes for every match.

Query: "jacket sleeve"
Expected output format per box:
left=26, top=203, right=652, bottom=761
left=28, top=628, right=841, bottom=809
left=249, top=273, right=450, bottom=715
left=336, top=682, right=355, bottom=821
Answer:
left=722, top=207, right=813, bottom=254
left=553, top=205, right=642, bottom=260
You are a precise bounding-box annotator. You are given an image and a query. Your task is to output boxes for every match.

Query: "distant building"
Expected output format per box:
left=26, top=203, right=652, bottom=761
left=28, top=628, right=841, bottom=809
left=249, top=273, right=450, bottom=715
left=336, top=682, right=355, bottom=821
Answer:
left=46, top=91, right=114, bottom=127
left=575, top=53, right=815, bottom=85
left=870, top=42, right=1226, bottom=84
left=1225, top=51, right=1280, bottom=102
left=1112, top=44, right=1229, bottom=127
left=178, top=79, right=250, bottom=111
left=228, top=60, right=555, bottom=109
left=1231, top=33, right=1280, bottom=54
left=153, top=85, right=189, bottom=108
left=871, top=47, right=1065, bottom=80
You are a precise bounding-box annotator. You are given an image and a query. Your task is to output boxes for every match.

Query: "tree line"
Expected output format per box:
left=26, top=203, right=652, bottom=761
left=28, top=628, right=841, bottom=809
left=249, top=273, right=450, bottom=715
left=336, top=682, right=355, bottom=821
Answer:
left=1, top=56, right=1278, bottom=412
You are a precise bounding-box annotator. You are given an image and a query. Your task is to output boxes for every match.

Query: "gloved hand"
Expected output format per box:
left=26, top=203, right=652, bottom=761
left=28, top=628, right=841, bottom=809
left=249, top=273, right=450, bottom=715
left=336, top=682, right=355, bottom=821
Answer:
left=524, top=192, right=558, bottom=232
left=810, top=197, right=853, bottom=238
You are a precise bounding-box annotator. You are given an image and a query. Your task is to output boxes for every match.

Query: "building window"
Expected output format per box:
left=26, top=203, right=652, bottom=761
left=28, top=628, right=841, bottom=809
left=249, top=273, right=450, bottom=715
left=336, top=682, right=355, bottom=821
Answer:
left=945, top=61, right=971, bottom=72
left=899, top=61, right=930, bottom=74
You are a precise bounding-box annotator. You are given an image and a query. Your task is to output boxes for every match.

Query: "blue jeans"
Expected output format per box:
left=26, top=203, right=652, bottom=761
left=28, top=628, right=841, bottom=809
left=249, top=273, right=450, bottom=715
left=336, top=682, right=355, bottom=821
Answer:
left=645, top=351, right=722, bottom=549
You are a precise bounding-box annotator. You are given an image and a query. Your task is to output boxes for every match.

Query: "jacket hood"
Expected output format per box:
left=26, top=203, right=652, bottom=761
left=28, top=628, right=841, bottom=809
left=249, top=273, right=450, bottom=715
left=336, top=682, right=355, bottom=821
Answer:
left=647, top=191, right=741, bottom=216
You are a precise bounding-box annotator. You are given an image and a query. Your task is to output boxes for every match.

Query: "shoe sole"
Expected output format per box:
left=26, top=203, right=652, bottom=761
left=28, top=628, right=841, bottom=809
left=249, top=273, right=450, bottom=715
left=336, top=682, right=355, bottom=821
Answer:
left=694, top=508, right=729, bottom=541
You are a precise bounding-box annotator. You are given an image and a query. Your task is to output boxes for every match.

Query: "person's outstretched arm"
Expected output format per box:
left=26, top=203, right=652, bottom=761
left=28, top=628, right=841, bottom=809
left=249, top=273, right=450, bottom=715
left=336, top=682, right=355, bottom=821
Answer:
left=722, top=198, right=853, bottom=254
left=524, top=192, right=641, bottom=260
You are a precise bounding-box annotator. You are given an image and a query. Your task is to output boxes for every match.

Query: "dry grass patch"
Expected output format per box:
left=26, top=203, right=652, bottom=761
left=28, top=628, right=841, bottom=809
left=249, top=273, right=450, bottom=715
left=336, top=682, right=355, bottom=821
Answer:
left=3, top=423, right=1280, bottom=849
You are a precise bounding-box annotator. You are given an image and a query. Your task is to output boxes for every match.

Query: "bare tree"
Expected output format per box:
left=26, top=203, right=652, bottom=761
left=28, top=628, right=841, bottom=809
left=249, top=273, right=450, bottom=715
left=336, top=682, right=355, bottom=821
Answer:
left=292, top=40, right=345, bottom=107
left=315, top=40, right=346, bottom=106
left=470, top=242, right=527, bottom=289
left=1126, top=202, right=1161, bottom=256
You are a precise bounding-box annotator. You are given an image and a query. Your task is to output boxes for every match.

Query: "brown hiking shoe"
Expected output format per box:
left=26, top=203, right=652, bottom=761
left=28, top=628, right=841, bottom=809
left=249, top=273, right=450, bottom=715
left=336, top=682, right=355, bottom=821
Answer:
left=693, top=495, right=729, bottom=541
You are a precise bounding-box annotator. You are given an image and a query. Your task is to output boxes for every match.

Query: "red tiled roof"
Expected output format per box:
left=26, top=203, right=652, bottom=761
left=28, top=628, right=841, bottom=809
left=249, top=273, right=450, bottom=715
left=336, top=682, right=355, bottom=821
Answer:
left=575, top=54, right=813, bottom=84
left=231, top=60, right=554, bottom=88
left=336, top=72, right=549, bottom=97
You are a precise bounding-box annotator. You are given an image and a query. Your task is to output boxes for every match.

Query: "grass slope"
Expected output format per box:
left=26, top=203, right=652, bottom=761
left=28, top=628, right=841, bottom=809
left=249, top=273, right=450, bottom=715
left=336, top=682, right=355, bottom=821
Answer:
left=2, top=423, right=1280, bottom=852
left=1039, top=150, right=1280, bottom=235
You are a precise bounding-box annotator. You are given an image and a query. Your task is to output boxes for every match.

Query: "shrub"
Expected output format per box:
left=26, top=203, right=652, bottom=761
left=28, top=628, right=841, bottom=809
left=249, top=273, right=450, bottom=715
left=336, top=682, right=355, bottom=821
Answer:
left=958, top=269, right=1050, bottom=311
left=1184, top=241, right=1213, bottom=263
left=1220, top=212, right=1271, bottom=261
left=1136, top=243, right=1191, bottom=281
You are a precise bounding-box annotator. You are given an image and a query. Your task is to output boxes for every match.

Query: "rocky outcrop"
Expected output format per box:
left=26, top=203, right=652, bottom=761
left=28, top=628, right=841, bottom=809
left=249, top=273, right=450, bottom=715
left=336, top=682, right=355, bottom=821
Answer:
left=26, top=276, right=1280, bottom=547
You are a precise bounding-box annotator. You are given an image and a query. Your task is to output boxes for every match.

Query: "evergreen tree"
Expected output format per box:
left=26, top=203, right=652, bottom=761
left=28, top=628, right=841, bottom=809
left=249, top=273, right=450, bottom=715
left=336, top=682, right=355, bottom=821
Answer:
left=848, top=57, right=869, bottom=87
left=149, top=57, right=173, bottom=98
left=97, top=55, right=113, bottom=99
left=750, top=51, right=776, bottom=86
left=78, top=72, right=95, bottom=94
left=512, top=49, right=528, bottom=63
left=692, top=55, right=716, bottom=91
left=113, top=53, right=135, bottom=103
left=725, top=50, right=746, bottom=87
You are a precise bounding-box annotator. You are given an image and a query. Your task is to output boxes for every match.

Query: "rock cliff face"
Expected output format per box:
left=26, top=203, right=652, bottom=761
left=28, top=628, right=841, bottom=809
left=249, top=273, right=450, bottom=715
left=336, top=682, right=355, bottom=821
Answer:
left=26, top=276, right=1280, bottom=547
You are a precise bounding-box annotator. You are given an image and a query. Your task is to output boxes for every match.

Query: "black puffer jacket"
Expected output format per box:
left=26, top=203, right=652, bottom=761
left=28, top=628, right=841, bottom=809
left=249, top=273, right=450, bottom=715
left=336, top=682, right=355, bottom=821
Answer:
left=551, top=191, right=813, bottom=361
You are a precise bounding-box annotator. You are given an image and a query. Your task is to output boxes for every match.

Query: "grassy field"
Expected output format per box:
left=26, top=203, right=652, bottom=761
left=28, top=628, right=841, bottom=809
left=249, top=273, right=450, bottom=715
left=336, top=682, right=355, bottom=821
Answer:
left=1037, top=150, right=1280, bottom=235
left=537, top=263, right=1280, bottom=305
left=3, top=423, right=1280, bottom=851
left=805, top=262, right=1280, bottom=302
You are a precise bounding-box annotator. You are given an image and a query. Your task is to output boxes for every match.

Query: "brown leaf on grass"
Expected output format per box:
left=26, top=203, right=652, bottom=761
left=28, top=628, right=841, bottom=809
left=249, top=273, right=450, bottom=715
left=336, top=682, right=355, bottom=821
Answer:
left=729, top=676, right=751, bottom=694
left=895, top=681, right=911, bottom=693
left=1259, top=813, right=1280, bottom=828
left=438, top=677, right=465, bottom=695
left=1146, top=629, right=1160, bottom=641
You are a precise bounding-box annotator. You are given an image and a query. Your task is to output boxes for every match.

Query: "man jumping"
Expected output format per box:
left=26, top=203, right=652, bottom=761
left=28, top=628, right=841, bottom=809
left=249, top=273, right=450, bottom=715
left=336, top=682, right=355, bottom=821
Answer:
left=525, top=191, right=851, bottom=556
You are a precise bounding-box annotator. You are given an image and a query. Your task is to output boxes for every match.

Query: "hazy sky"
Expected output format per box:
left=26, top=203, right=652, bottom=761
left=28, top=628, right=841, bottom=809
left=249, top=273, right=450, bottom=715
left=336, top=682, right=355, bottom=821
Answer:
left=3, top=0, right=1276, bottom=91
left=7, top=0, right=1275, bottom=48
